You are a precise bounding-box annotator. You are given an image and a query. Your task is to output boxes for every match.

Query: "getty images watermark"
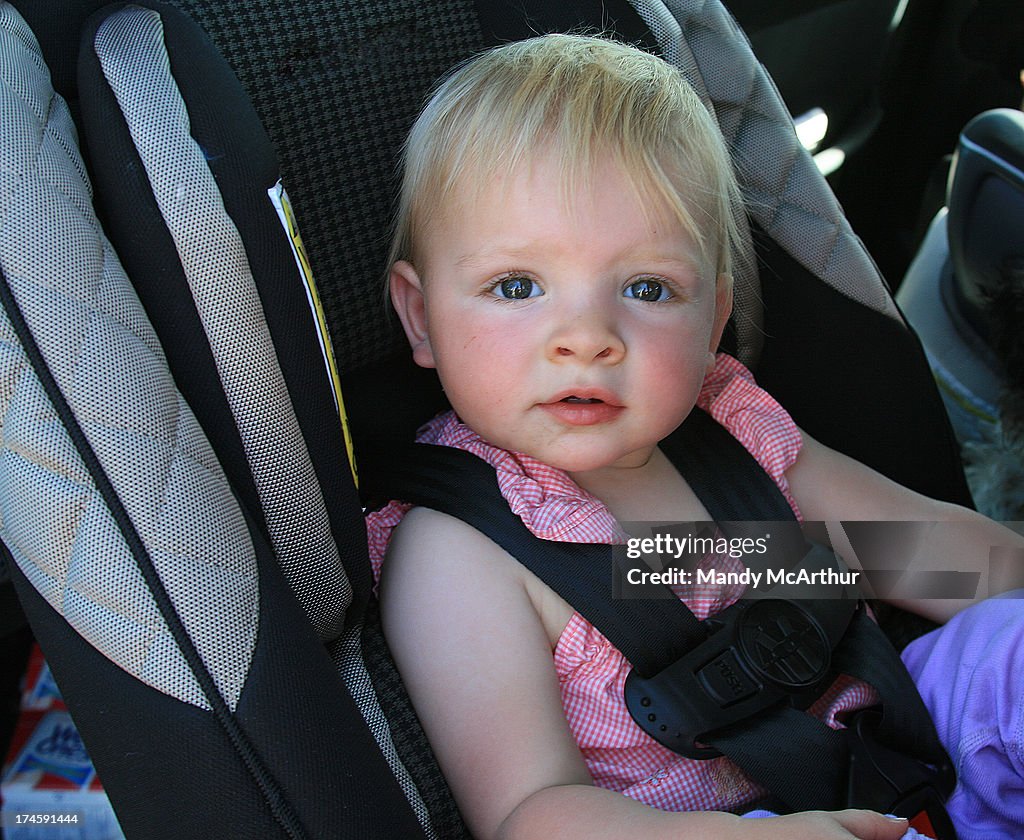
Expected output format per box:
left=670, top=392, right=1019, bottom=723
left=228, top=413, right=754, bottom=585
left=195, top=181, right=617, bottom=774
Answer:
left=611, top=521, right=1024, bottom=600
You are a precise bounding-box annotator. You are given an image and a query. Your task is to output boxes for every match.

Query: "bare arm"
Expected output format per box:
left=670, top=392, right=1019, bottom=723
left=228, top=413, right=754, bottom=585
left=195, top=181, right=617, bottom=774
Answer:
left=380, top=506, right=914, bottom=840
left=381, top=506, right=590, bottom=837
left=787, top=430, right=1024, bottom=622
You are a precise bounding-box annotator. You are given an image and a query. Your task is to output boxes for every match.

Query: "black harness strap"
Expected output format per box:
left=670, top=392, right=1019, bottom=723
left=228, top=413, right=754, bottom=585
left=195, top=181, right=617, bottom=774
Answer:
left=363, top=407, right=953, bottom=819
left=362, top=438, right=706, bottom=678
left=713, top=703, right=850, bottom=807
left=362, top=408, right=801, bottom=677
left=834, top=608, right=948, bottom=764
left=661, top=414, right=952, bottom=811
left=658, top=408, right=796, bottom=522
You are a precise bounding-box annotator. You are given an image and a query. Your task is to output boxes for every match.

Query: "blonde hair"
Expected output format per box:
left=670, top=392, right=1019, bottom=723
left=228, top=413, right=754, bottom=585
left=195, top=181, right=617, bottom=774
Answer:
left=388, top=33, right=743, bottom=280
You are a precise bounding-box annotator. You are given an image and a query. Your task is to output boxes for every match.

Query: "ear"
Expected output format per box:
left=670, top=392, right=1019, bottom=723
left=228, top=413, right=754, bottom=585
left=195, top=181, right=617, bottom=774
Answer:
left=389, top=260, right=436, bottom=369
left=708, top=273, right=734, bottom=368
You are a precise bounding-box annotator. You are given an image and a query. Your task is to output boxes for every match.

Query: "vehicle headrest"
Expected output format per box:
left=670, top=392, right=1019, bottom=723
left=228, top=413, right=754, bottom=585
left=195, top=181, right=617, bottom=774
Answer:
left=947, top=108, right=1024, bottom=343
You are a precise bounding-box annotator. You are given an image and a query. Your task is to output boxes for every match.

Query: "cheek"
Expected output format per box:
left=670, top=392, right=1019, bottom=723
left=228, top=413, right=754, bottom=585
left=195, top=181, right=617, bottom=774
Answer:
left=627, top=325, right=714, bottom=420
left=432, top=322, right=529, bottom=400
left=632, top=325, right=708, bottom=378
left=465, top=316, right=530, bottom=358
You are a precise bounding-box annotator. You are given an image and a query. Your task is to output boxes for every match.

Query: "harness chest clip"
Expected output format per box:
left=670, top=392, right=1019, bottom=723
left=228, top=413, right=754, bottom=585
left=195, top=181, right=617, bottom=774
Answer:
left=624, top=596, right=848, bottom=759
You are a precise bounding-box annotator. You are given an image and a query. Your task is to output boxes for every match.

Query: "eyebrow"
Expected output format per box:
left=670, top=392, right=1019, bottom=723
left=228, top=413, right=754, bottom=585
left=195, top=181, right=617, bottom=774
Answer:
left=454, top=246, right=536, bottom=269
left=455, top=245, right=702, bottom=274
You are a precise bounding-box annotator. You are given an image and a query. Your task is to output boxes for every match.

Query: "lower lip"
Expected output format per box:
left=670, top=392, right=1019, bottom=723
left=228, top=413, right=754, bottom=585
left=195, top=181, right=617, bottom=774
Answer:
left=540, top=401, right=624, bottom=426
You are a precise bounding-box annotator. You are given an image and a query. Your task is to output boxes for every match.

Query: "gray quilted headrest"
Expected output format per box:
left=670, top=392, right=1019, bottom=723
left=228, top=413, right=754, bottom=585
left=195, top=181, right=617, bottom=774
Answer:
left=633, top=0, right=903, bottom=366
left=0, top=2, right=258, bottom=711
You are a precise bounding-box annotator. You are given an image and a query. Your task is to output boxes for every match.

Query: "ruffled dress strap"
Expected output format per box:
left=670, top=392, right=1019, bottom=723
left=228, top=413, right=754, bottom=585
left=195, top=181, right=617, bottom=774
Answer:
left=697, top=354, right=803, bottom=517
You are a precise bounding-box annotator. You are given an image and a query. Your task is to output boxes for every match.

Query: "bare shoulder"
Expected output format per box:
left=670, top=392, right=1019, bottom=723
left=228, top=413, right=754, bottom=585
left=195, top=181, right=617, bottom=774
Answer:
left=383, top=504, right=525, bottom=592
left=382, top=505, right=574, bottom=647
left=380, top=505, right=530, bottom=668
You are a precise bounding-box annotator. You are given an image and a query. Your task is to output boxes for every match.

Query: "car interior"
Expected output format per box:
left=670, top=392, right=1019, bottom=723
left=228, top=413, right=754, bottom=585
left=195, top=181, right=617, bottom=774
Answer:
left=0, top=0, right=1020, bottom=837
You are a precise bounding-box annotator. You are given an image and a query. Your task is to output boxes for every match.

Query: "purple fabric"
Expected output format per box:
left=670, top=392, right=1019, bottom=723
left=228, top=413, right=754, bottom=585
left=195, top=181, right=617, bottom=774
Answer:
left=901, top=591, right=1024, bottom=839
left=743, top=591, right=1024, bottom=839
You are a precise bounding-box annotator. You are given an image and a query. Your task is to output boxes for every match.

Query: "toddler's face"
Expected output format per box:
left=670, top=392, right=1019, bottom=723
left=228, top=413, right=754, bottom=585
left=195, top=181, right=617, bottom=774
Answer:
left=391, top=153, right=732, bottom=479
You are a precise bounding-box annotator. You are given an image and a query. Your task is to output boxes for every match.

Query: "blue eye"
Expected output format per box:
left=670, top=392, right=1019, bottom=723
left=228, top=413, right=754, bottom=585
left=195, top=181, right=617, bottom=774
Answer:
left=624, top=278, right=670, bottom=301
left=495, top=275, right=542, bottom=299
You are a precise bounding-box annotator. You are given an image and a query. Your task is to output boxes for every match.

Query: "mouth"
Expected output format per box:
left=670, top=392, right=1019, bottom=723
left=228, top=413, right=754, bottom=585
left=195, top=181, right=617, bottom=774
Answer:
left=547, top=388, right=622, bottom=407
left=540, top=389, right=624, bottom=426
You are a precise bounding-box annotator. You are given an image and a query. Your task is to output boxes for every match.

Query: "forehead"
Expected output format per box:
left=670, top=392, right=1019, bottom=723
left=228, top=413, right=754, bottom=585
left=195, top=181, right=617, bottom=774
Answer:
left=421, top=152, right=706, bottom=274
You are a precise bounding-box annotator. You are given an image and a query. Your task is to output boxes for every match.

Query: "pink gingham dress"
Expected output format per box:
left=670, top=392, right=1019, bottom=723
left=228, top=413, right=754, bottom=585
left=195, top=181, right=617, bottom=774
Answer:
left=366, top=353, right=877, bottom=813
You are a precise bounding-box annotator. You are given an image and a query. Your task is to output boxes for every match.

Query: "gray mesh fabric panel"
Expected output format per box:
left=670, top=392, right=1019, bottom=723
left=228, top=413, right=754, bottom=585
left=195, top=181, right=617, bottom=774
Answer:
left=329, top=627, right=445, bottom=840
left=92, top=7, right=351, bottom=642
left=0, top=2, right=257, bottom=711
left=631, top=0, right=903, bottom=356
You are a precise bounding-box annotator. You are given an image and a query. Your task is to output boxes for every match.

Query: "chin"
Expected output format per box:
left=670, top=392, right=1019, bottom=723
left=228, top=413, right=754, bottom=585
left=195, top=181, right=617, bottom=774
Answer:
left=546, top=447, right=653, bottom=475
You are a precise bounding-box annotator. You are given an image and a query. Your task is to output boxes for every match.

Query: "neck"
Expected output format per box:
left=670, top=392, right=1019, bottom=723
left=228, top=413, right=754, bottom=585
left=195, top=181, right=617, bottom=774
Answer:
left=569, top=447, right=701, bottom=523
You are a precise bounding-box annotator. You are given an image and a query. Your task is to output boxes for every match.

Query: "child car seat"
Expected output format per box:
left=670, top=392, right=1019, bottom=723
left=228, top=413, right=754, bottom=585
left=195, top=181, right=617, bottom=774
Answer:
left=0, top=0, right=973, bottom=837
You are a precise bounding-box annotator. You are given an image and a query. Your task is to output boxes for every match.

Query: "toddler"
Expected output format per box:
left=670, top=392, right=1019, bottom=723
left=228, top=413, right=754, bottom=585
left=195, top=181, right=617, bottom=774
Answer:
left=367, top=34, right=1024, bottom=840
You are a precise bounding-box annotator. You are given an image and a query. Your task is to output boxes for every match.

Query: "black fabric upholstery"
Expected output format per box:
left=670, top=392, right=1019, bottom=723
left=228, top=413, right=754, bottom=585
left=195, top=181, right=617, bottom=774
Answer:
left=473, top=0, right=658, bottom=50
left=172, top=0, right=487, bottom=374
left=9, top=534, right=429, bottom=840
left=751, top=229, right=973, bottom=505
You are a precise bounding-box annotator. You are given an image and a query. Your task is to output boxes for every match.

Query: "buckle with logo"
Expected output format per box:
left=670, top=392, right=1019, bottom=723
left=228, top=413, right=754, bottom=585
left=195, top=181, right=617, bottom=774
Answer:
left=625, top=598, right=835, bottom=758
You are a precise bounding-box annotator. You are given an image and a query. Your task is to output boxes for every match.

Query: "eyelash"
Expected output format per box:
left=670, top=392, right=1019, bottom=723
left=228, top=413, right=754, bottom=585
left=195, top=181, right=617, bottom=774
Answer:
left=623, top=276, right=675, bottom=303
left=483, top=272, right=542, bottom=302
left=482, top=273, right=682, bottom=303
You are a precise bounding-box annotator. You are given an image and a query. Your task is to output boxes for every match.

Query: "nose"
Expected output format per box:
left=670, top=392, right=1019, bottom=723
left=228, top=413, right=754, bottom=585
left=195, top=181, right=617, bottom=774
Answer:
left=546, top=305, right=626, bottom=365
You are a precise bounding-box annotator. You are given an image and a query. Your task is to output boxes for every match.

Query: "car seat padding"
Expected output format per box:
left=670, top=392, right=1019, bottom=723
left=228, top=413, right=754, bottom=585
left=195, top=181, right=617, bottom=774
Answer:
left=85, top=3, right=351, bottom=642
left=0, top=0, right=259, bottom=712
left=77, top=2, right=464, bottom=834
left=1, top=3, right=458, bottom=836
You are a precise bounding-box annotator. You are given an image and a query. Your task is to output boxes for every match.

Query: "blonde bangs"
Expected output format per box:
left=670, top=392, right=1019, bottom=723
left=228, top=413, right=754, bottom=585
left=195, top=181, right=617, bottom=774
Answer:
left=389, top=34, right=742, bottom=281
